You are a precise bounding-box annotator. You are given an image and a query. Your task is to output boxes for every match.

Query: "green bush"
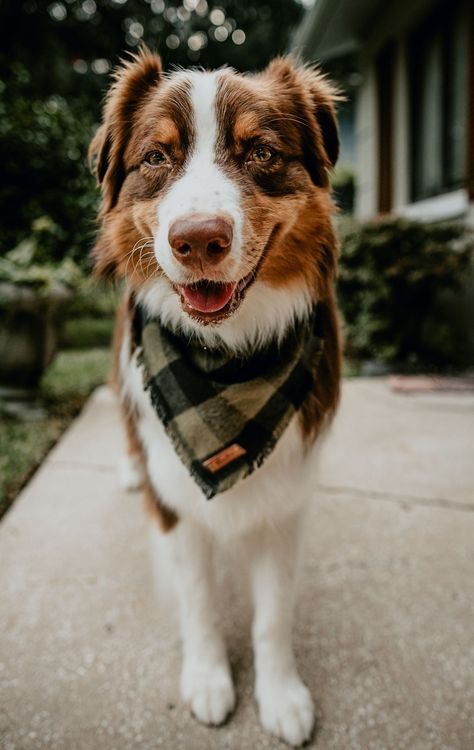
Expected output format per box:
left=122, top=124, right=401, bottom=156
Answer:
left=0, top=64, right=98, bottom=265
left=331, top=166, right=355, bottom=214
left=337, top=217, right=474, bottom=370
left=62, top=317, right=114, bottom=350
left=67, top=277, right=121, bottom=319
left=0, top=217, right=83, bottom=293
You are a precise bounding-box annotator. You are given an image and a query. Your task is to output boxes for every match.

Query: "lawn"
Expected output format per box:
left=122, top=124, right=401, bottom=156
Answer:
left=0, top=348, right=111, bottom=519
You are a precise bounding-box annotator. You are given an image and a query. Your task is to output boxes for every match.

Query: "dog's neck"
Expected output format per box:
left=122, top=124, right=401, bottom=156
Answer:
left=135, top=277, right=314, bottom=356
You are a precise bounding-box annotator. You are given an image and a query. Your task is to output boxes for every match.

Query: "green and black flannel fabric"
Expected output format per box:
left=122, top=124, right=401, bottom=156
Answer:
left=133, top=302, right=324, bottom=499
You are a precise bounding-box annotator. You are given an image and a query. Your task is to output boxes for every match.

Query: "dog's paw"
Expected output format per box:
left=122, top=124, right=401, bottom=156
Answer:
left=118, top=454, right=145, bottom=491
left=256, top=675, right=315, bottom=747
left=181, top=661, right=235, bottom=726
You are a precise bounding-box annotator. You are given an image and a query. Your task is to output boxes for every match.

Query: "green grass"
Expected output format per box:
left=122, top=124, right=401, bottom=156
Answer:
left=342, top=358, right=361, bottom=378
left=61, top=316, right=114, bottom=350
left=0, top=348, right=111, bottom=519
left=42, top=348, right=112, bottom=401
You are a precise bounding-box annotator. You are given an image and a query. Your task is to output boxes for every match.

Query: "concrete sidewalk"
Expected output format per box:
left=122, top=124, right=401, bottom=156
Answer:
left=1, top=380, right=473, bottom=750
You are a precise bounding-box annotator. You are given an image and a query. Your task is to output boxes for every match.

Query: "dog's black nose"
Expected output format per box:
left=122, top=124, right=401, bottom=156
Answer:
left=169, top=215, right=233, bottom=269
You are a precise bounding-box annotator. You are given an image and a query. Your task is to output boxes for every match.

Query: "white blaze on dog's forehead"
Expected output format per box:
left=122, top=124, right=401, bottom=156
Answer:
left=174, top=69, right=239, bottom=215
left=153, top=69, right=243, bottom=283
left=188, top=70, right=220, bottom=167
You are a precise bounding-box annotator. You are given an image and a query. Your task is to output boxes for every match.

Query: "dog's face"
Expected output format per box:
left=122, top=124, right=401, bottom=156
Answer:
left=91, top=51, right=339, bottom=332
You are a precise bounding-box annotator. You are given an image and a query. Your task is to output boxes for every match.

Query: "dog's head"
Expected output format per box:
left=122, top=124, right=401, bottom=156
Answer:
left=91, top=49, right=340, bottom=344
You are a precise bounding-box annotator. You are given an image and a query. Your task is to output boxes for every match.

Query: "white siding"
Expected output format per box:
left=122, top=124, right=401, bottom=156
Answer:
left=354, top=65, right=378, bottom=218
left=392, top=39, right=410, bottom=211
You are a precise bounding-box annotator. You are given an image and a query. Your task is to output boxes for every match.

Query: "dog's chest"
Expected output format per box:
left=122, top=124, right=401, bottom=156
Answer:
left=122, top=341, right=319, bottom=538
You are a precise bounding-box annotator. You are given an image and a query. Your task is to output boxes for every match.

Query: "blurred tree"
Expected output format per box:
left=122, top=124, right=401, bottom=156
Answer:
left=0, top=0, right=305, bottom=263
left=2, top=1, right=304, bottom=101
left=0, top=64, right=97, bottom=263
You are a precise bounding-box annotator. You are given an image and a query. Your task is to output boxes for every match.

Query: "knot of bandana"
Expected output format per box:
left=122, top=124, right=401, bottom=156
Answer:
left=132, top=303, right=324, bottom=499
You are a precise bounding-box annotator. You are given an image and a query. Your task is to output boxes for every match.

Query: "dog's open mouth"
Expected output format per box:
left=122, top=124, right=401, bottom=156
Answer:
left=180, top=280, right=236, bottom=314
left=174, top=225, right=281, bottom=324
left=176, top=272, right=254, bottom=323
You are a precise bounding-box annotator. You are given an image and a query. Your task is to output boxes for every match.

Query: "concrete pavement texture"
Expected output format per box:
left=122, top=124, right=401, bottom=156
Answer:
left=1, top=379, right=473, bottom=750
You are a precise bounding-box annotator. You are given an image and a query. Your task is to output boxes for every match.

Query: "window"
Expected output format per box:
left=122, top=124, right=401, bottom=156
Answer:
left=409, top=2, right=467, bottom=201
left=376, top=41, right=395, bottom=213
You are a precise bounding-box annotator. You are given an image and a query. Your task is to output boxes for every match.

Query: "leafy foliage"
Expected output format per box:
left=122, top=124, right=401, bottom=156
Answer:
left=2, top=1, right=303, bottom=96
left=0, top=218, right=83, bottom=291
left=337, top=218, right=474, bottom=369
left=331, top=166, right=354, bottom=214
left=0, top=66, right=98, bottom=263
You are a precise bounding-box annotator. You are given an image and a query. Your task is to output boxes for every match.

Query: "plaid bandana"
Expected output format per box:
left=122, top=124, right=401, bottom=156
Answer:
left=132, top=303, right=324, bottom=499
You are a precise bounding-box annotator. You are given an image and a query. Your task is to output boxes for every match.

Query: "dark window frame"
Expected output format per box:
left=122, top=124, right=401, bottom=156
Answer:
left=408, top=0, right=467, bottom=202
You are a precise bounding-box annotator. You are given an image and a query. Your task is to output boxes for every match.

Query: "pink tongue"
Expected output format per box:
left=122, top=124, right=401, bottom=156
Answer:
left=180, top=282, right=236, bottom=313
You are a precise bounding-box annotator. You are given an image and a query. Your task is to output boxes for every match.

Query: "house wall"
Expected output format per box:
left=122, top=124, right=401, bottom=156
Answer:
left=392, top=41, right=410, bottom=211
left=354, top=0, right=431, bottom=217
left=353, top=0, right=473, bottom=222
left=354, top=67, right=378, bottom=218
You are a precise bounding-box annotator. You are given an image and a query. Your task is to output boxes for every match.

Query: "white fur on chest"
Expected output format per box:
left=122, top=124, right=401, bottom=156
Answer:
left=121, top=339, right=319, bottom=539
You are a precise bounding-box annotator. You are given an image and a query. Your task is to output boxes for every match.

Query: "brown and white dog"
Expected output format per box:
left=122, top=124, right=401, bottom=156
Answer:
left=91, top=49, right=341, bottom=747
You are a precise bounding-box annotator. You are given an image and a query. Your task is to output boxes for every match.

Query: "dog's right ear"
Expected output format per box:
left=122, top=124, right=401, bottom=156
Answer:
left=89, top=48, right=163, bottom=214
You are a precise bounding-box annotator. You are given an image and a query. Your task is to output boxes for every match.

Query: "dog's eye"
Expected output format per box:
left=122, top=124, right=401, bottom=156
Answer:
left=144, top=151, right=165, bottom=167
left=249, top=145, right=274, bottom=163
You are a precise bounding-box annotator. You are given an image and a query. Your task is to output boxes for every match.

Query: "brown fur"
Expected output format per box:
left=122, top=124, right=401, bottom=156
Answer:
left=300, top=290, right=341, bottom=440
left=90, top=50, right=163, bottom=214
left=91, top=49, right=342, bottom=508
left=143, top=475, right=178, bottom=532
left=212, top=63, right=342, bottom=433
left=111, top=294, right=179, bottom=531
left=89, top=49, right=192, bottom=283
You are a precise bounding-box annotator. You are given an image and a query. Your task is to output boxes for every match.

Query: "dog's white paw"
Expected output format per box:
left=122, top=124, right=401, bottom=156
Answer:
left=118, top=454, right=145, bottom=491
left=256, top=675, right=315, bottom=747
left=181, top=660, right=235, bottom=726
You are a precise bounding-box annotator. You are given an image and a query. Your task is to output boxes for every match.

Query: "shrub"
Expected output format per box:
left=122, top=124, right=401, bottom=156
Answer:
left=337, top=217, right=474, bottom=370
left=331, top=166, right=355, bottom=214
left=0, top=64, right=98, bottom=265
left=0, top=217, right=83, bottom=293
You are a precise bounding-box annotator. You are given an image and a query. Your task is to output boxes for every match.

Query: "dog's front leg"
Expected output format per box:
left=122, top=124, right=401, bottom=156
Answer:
left=249, top=514, right=315, bottom=747
left=167, top=519, right=235, bottom=725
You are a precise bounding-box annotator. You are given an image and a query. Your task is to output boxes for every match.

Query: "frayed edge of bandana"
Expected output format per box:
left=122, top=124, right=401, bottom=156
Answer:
left=138, top=348, right=218, bottom=500
left=140, top=364, right=294, bottom=501
left=252, top=409, right=294, bottom=473
left=215, top=403, right=297, bottom=496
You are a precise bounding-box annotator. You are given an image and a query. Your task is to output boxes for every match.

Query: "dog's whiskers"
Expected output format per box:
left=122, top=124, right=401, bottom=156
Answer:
left=145, top=252, right=159, bottom=277
left=124, top=237, right=154, bottom=277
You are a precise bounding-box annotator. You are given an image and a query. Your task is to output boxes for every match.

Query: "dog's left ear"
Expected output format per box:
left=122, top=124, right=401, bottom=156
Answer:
left=265, top=58, right=341, bottom=188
